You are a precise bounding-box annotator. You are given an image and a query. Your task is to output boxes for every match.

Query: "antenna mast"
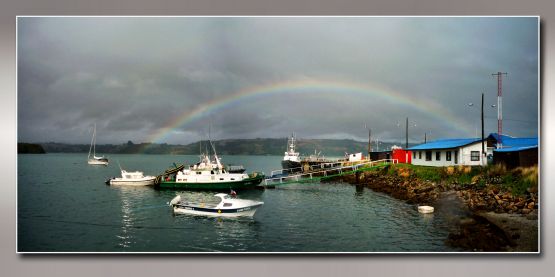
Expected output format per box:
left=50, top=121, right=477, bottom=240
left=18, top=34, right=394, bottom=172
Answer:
left=405, top=117, right=408, bottom=149
left=492, top=72, right=507, bottom=148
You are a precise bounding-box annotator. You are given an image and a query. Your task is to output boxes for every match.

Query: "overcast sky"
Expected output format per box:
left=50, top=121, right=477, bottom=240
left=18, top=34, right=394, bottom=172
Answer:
left=17, top=17, right=538, bottom=145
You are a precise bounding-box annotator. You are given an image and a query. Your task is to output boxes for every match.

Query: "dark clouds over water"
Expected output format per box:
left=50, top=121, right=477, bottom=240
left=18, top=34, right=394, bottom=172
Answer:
left=17, top=17, right=538, bottom=144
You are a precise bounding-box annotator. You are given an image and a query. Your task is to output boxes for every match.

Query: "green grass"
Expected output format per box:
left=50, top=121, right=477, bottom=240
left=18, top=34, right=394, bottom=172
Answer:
left=385, top=163, right=538, bottom=196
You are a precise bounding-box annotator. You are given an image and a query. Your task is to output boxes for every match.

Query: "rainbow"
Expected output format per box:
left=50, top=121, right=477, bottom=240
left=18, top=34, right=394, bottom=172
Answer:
left=140, top=79, right=473, bottom=150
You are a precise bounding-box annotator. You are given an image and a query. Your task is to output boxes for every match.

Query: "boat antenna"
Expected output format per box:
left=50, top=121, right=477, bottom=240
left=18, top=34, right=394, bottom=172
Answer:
left=207, top=126, right=223, bottom=170
left=117, top=160, right=123, bottom=172
left=199, top=137, right=203, bottom=161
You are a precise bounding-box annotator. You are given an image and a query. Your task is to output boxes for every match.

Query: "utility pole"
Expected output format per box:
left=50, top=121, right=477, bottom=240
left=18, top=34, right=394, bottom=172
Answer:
left=368, top=128, right=372, bottom=158
left=424, top=132, right=427, bottom=144
left=492, top=72, right=507, bottom=148
left=481, top=92, right=485, bottom=164
left=405, top=117, right=408, bottom=149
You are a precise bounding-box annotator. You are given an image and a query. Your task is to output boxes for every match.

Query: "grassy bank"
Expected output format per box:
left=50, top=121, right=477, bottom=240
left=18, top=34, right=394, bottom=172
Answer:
left=384, top=163, right=538, bottom=197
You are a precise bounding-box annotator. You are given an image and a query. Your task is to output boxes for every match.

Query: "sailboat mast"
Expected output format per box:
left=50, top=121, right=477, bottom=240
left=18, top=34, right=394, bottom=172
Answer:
left=88, top=124, right=95, bottom=159
left=93, top=123, right=97, bottom=157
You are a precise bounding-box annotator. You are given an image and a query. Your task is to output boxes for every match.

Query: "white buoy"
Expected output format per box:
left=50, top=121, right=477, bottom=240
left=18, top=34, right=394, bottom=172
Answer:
left=418, top=205, right=434, bottom=214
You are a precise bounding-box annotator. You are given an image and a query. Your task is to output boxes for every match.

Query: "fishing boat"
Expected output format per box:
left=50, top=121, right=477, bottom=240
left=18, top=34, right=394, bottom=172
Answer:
left=106, top=170, right=156, bottom=186
left=156, top=141, right=264, bottom=190
left=281, top=133, right=301, bottom=172
left=87, top=123, right=109, bottom=166
left=169, top=193, right=264, bottom=217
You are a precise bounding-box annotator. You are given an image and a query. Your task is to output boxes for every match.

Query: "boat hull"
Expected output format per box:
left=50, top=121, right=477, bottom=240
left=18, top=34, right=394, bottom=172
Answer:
left=109, top=178, right=156, bottom=186
left=173, top=203, right=262, bottom=217
left=158, top=174, right=264, bottom=190
left=281, top=160, right=301, bottom=171
left=88, top=159, right=109, bottom=166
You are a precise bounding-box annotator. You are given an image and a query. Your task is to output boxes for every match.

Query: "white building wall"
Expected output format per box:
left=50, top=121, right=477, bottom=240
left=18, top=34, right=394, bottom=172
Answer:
left=411, top=141, right=485, bottom=167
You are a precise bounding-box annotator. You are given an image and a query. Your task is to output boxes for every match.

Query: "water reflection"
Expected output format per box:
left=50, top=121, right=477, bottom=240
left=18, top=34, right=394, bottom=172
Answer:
left=115, top=186, right=135, bottom=249
left=355, top=184, right=364, bottom=196
left=112, top=186, right=157, bottom=249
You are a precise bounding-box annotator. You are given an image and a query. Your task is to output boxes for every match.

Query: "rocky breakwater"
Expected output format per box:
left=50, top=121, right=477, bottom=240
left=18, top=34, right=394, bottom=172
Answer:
left=455, top=179, right=538, bottom=216
left=451, top=167, right=538, bottom=252
left=337, top=164, right=538, bottom=252
left=343, top=165, right=442, bottom=206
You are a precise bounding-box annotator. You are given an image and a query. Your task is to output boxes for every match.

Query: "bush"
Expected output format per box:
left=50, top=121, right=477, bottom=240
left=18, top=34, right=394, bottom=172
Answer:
left=508, top=166, right=538, bottom=196
left=487, top=164, right=508, bottom=177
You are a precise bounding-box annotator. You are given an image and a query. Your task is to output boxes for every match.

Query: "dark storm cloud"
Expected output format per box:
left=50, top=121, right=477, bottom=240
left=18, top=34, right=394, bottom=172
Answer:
left=17, top=17, right=538, bottom=144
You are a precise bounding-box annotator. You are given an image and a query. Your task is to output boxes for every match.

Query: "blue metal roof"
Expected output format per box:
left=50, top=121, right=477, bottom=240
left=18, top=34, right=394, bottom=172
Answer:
left=487, top=133, right=514, bottom=142
left=493, top=137, right=538, bottom=152
left=407, top=138, right=482, bottom=150
left=494, top=145, right=537, bottom=152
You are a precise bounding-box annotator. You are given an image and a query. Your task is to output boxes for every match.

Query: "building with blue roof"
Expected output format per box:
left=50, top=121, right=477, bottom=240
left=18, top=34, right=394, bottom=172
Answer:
left=487, top=134, right=538, bottom=168
left=407, top=137, right=487, bottom=167
left=406, top=133, right=538, bottom=168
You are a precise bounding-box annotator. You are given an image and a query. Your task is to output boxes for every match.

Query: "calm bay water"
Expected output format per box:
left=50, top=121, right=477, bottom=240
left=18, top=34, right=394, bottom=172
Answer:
left=18, top=153, right=459, bottom=252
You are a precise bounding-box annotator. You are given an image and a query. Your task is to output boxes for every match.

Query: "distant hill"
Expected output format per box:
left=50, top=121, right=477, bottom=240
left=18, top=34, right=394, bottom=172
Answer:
left=18, top=143, right=46, bottom=154
left=39, top=138, right=408, bottom=156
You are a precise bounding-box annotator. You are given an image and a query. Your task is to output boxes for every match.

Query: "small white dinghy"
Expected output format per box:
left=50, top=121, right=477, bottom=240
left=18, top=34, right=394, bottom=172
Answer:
left=106, top=170, right=156, bottom=186
left=169, top=193, right=264, bottom=217
left=418, top=205, right=435, bottom=214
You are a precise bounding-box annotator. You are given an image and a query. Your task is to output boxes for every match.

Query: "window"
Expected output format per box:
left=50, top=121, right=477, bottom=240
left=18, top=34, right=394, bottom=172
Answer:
left=471, top=151, right=480, bottom=161
left=419, top=151, right=422, bottom=159
left=413, top=151, right=416, bottom=159
left=436, top=151, right=441, bottom=161
left=446, top=151, right=452, bottom=161
left=454, top=150, right=459, bottom=164
left=425, top=151, right=432, bottom=161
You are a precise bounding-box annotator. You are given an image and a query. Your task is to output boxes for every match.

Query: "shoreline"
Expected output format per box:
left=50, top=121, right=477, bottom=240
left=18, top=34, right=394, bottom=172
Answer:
left=333, top=164, right=539, bottom=252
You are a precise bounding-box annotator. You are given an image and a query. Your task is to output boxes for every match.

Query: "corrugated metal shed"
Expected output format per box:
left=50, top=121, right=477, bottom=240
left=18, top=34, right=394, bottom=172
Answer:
left=494, top=137, right=538, bottom=152
left=406, top=138, right=482, bottom=150
left=487, top=133, right=514, bottom=142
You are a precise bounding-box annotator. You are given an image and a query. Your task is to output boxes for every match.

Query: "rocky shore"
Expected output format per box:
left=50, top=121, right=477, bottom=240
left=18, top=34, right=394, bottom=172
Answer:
left=336, top=164, right=539, bottom=252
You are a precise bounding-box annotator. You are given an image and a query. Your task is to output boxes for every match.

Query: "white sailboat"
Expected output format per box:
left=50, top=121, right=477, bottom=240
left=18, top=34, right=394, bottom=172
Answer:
left=87, top=124, right=109, bottom=166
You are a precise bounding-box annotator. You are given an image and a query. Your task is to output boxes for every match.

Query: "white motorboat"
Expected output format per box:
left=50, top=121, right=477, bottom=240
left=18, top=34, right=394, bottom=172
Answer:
left=169, top=193, right=264, bottom=217
left=107, top=170, right=156, bottom=186
left=87, top=123, right=109, bottom=166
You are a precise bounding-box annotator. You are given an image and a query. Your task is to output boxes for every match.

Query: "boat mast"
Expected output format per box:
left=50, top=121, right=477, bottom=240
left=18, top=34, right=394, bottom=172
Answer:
left=92, top=123, right=96, bottom=157
left=88, top=124, right=95, bottom=159
left=287, top=133, right=296, bottom=154
left=209, top=139, right=223, bottom=170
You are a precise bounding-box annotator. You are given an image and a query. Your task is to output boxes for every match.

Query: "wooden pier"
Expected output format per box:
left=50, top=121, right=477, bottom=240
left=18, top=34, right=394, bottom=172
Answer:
left=260, top=159, right=398, bottom=188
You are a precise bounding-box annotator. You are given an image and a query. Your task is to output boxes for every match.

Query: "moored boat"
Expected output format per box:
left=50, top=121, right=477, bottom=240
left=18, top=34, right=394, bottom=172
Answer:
left=169, top=193, right=264, bottom=217
left=87, top=123, right=109, bottom=166
left=281, top=133, right=301, bottom=172
left=156, top=141, right=264, bottom=190
left=106, top=170, right=156, bottom=186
